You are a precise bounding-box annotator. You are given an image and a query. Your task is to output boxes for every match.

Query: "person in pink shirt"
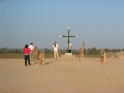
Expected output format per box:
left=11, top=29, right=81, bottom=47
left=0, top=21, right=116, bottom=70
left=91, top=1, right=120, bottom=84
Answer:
left=23, top=44, right=31, bottom=66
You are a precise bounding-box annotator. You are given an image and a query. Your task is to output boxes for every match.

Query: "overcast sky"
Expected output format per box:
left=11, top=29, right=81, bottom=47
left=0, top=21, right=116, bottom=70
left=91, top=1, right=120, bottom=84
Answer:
left=0, top=0, right=124, bottom=49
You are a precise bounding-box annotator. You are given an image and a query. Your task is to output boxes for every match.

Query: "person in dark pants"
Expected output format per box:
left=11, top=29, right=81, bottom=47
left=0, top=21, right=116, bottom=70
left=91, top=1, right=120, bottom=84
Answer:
left=23, top=44, right=31, bottom=66
left=67, top=41, right=72, bottom=53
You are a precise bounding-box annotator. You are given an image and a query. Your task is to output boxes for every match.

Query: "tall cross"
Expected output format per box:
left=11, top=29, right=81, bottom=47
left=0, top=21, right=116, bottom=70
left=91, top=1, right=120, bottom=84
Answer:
left=60, top=28, right=77, bottom=51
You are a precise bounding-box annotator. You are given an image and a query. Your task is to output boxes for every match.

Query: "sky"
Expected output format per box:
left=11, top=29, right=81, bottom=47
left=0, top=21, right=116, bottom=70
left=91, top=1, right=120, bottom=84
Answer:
left=0, top=0, right=124, bottom=49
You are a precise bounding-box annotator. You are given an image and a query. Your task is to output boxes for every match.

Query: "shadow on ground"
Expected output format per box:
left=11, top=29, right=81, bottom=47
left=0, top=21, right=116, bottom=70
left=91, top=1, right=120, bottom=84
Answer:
left=31, top=60, right=54, bottom=65
left=45, top=61, right=54, bottom=65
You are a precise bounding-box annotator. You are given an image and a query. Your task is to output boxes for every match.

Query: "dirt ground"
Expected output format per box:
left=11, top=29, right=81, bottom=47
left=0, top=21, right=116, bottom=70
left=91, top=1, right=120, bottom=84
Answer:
left=0, top=58, right=124, bottom=93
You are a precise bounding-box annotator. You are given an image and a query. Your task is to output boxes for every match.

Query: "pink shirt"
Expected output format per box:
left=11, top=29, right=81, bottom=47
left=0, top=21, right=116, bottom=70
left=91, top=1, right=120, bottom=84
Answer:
left=23, top=48, right=31, bottom=55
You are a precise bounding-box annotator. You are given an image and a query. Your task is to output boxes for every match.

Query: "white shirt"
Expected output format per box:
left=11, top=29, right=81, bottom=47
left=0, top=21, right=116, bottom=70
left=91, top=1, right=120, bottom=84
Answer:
left=29, top=45, right=34, bottom=51
left=67, top=43, right=72, bottom=49
left=53, top=44, right=59, bottom=51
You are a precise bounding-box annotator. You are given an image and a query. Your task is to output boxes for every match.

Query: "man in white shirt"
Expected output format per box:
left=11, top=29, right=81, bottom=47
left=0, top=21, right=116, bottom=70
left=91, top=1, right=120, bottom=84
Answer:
left=29, top=42, right=34, bottom=59
left=67, top=41, right=72, bottom=53
left=53, top=41, right=59, bottom=60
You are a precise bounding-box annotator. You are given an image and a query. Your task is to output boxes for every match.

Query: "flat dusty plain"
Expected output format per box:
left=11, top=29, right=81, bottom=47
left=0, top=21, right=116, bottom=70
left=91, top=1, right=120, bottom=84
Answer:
left=0, top=58, right=124, bottom=93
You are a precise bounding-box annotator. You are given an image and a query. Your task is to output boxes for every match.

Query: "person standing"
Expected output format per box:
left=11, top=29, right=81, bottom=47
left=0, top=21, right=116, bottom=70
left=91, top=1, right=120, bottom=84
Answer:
left=67, top=41, right=72, bottom=53
left=29, top=42, right=34, bottom=59
left=23, top=44, right=31, bottom=66
left=52, top=41, right=59, bottom=60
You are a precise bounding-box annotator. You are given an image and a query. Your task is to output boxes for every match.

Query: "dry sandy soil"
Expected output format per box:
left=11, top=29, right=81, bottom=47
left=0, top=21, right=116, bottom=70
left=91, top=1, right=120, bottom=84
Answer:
left=0, top=58, right=124, bottom=93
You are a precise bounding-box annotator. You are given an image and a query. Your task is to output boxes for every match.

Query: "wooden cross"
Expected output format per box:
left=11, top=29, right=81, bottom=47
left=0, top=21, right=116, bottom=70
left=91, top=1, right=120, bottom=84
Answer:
left=60, top=28, right=77, bottom=52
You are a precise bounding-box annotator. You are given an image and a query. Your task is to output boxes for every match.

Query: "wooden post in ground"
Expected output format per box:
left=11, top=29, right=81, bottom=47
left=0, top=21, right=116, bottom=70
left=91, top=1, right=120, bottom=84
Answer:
left=39, top=50, right=45, bottom=65
left=82, top=42, right=85, bottom=58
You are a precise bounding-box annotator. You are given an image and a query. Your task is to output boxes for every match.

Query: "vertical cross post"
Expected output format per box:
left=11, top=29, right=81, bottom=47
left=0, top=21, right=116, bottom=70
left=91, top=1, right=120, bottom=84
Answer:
left=68, top=28, right=70, bottom=49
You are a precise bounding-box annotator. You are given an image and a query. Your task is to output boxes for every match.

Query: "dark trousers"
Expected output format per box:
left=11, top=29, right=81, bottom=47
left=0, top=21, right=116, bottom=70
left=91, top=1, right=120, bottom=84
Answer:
left=68, top=49, right=71, bottom=53
left=24, top=55, right=30, bottom=66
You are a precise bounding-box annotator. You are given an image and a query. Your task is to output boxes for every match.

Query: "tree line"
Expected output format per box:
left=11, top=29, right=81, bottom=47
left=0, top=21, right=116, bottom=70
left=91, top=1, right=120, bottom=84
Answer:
left=0, top=47, right=124, bottom=55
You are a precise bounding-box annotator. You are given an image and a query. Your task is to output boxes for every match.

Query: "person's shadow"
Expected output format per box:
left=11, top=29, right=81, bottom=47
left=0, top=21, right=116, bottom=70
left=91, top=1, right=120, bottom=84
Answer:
left=45, top=61, right=54, bottom=65
left=31, top=60, right=54, bottom=65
